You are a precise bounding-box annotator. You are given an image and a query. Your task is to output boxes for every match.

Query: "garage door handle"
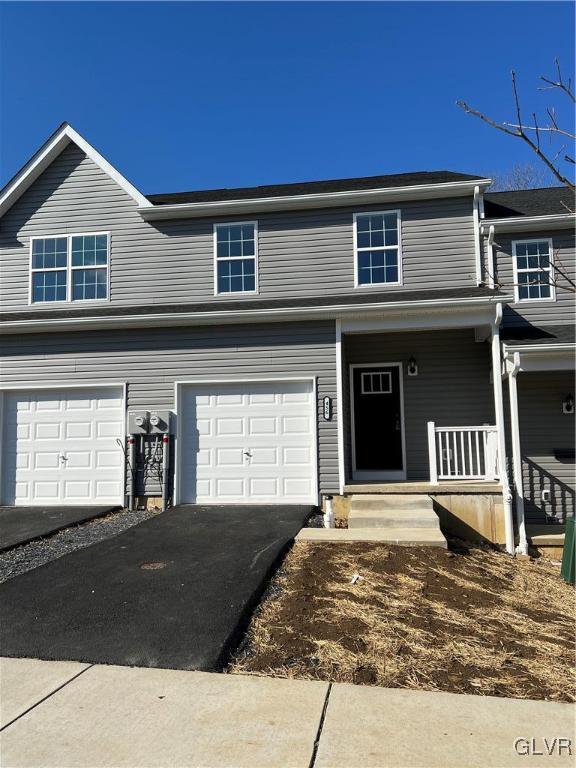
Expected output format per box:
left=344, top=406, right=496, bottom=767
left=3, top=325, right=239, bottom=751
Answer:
left=243, top=451, right=252, bottom=457
left=60, top=455, right=68, bottom=462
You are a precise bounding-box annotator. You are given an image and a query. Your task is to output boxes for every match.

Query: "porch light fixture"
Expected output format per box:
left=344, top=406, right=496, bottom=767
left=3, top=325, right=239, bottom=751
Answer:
left=407, top=356, right=418, bottom=377
left=562, top=394, right=574, bottom=415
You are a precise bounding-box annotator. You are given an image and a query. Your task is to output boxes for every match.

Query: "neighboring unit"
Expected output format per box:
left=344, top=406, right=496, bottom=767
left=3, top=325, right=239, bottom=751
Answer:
left=0, top=124, right=574, bottom=555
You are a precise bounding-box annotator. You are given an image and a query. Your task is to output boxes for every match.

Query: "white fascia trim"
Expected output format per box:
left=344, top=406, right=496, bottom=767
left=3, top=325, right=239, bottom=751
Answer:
left=480, top=213, right=575, bottom=233
left=139, top=179, right=493, bottom=220
left=503, top=342, right=575, bottom=355
left=0, top=294, right=509, bottom=335
left=0, top=124, right=151, bottom=219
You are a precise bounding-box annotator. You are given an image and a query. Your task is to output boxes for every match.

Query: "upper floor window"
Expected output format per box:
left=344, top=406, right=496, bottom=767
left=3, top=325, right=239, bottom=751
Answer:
left=512, top=239, right=555, bottom=302
left=354, top=211, right=402, bottom=287
left=30, top=233, right=109, bottom=303
left=214, top=222, right=258, bottom=294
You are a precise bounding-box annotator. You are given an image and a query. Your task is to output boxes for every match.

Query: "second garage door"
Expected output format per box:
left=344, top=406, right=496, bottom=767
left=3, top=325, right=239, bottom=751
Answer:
left=178, top=380, right=317, bottom=504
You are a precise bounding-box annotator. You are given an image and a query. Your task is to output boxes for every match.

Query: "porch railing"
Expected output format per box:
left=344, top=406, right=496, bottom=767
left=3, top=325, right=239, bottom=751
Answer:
left=427, top=422, right=499, bottom=483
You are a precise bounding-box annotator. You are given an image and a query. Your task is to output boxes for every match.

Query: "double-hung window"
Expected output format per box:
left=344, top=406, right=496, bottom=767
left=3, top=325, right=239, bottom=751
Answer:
left=354, top=211, right=402, bottom=287
left=30, top=233, right=109, bottom=303
left=512, top=239, right=555, bottom=302
left=214, top=222, right=258, bottom=294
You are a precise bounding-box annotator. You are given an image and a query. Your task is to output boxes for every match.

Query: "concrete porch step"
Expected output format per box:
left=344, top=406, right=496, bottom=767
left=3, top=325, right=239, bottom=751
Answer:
left=297, top=527, right=447, bottom=547
left=349, top=494, right=434, bottom=511
left=349, top=509, right=440, bottom=529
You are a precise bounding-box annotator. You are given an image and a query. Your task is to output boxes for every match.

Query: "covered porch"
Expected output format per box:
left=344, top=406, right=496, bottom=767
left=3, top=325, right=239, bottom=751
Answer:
left=334, top=298, right=513, bottom=549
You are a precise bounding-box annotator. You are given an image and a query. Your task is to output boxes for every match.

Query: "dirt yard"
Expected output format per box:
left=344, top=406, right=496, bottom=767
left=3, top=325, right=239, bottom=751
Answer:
left=230, top=541, right=575, bottom=702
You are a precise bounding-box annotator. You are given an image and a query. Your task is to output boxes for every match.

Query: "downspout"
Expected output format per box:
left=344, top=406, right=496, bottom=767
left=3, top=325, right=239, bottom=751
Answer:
left=491, top=303, right=515, bottom=554
left=486, top=224, right=496, bottom=289
left=473, top=186, right=483, bottom=285
left=508, top=352, right=528, bottom=555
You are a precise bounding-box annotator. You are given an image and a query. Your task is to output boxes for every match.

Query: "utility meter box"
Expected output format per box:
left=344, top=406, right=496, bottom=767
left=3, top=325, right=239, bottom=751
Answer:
left=128, top=411, right=150, bottom=434
left=149, top=411, right=171, bottom=434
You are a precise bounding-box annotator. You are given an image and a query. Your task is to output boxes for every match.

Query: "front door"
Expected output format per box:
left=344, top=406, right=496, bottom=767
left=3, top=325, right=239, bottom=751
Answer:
left=351, top=364, right=405, bottom=480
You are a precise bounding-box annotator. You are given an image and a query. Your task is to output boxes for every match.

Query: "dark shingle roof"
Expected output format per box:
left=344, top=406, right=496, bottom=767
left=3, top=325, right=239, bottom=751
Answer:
left=147, top=171, right=483, bottom=205
left=484, top=187, right=574, bottom=218
left=0, top=287, right=504, bottom=325
left=501, top=324, right=575, bottom=346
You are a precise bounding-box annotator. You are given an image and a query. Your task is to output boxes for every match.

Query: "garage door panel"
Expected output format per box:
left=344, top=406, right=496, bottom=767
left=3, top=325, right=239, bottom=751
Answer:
left=2, top=387, right=124, bottom=506
left=180, top=380, right=316, bottom=504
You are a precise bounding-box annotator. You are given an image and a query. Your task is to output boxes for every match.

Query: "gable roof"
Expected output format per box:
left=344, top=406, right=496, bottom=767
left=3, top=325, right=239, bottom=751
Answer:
left=484, top=187, right=574, bottom=218
left=0, top=123, right=151, bottom=218
left=147, top=170, right=483, bottom=206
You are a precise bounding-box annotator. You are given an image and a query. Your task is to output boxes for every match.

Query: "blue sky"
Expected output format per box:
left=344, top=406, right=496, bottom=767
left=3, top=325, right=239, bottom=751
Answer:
left=1, top=2, right=574, bottom=193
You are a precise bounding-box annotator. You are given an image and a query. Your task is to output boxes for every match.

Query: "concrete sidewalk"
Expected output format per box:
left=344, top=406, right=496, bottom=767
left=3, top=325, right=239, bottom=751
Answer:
left=0, top=658, right=574, bottom=768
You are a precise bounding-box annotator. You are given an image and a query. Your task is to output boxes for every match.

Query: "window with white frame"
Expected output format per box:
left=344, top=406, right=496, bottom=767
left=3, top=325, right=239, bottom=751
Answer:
left=31, top=233, right=109, bottom=303
left=214, top=222, right=257, bottom=294
left=513, top=239, right=554, bottom=302
left=354, top=211, right=401, bottom=286
left=361, top=371, right=392, bottom=394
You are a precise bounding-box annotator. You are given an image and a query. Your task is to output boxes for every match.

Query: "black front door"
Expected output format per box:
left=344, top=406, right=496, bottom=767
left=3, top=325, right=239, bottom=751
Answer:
left=352, top=365, right=404, bottom=474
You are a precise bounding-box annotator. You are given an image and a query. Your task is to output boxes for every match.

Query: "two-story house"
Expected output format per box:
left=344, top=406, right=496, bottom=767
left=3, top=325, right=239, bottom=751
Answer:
left=0, top=124, right=573, bottom=555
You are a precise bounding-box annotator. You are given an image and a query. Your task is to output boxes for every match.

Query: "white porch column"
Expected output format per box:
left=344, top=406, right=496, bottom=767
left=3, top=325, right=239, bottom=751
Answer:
left=508, top=353, right=528, bottom=555
left=335, top=319, right=345, bottom=494
left=491, top=304, right=515, bottom=554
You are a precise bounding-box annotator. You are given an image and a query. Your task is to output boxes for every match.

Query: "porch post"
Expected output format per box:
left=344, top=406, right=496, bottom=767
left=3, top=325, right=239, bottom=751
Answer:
left=335, top=319, right=345, bottom=495
left=427, top=421, right=438, bottom=484
left=508, top=353, right=528, bottom=555
left=491, top=304, right=515, bottom=554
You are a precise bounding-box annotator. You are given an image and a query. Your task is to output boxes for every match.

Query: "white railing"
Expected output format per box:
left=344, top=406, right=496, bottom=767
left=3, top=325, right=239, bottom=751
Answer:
left=427, top=422, right=499, bottom=483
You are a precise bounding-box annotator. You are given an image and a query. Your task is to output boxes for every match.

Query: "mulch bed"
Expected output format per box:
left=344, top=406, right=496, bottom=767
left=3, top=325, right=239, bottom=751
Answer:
left=229, top=541, right=575, bottom=702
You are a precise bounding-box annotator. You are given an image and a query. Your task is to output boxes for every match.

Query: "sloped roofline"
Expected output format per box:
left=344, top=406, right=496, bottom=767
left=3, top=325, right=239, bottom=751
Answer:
left=0, top=123, right=152, bottom=218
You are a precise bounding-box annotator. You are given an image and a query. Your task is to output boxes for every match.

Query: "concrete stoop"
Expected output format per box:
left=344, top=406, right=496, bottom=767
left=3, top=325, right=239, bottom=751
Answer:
left=348, top=494, right=446, bottom=547
left=297, top=494, right=447, bottom=547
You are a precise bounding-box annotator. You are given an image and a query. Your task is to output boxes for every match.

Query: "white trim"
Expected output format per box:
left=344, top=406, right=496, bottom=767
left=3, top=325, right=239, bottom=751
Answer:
left=508, top=353, right=528, bottom=555
left=139, top=179, right=493, bottom=220
left=361, top=371, right=392, bottom=394
left=29, top=232, right=111, bottom=305
left=481, top=213, right=574, bottom=233
left=0, top=381, right=127, bottom=507
left=511, top=237, right=556, bottom=304
left=0, top=294, right=508, bottom=337
left=473, top=186, right=482, bottom=285
left=486, top=225, right=496, bottom=289
left=335, top=319, right=345, bottom=495
left=0, top=124, right=150, bottom=219
left=213, top=221, right=259, bottom=296
left=173, top=376, right=319, bottom=506
left=349, top=362, right=407, bottom=482
left=352, top=210, right=402, bottom=288
left=503, top=342, right=575, bottom=355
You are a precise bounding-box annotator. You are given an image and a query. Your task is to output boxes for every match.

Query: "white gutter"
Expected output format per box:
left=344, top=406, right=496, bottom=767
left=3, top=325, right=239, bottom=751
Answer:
left=486, top=225, right=496, bottom=289
left=491, top=303, right=515, bottom=555
left=508, top=352, right=528, bottom=555
left=473, top=186, right=483, bottom=285
left=480, top=213, right=574, bottom=233
left=0, top=294, right=507, bottom=336
left=139, top=179, right=493, bottom=220
left=503, top=342, right=575, bottom=355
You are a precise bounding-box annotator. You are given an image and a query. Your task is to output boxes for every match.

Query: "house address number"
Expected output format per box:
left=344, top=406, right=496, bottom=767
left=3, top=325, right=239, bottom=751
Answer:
left=323, top=396, right=332, bottom=421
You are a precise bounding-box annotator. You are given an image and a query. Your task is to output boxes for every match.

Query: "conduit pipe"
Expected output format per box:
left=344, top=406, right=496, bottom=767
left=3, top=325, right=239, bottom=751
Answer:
left=128, top=435, right=136, bottom=511
left=491, top=303, right=515, bottom=554
left=323, top=495, right=335, bottom=528
left=487, top=225, right=496, bottom=289
left=162, top=434, right=170, bottom=511
left=508, top=353, right=529, bottom=555
left=473, top=186, right=483, bottom=285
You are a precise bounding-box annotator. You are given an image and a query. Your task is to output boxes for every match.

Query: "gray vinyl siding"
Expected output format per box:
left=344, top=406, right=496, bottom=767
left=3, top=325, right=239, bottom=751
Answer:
left=343, top=328, right=494, bottom=481
left=487, top=229, right=575, bottom=327
left=517, top=371, right=575, bottom=523
left=0, top=321, right=338, bottom=498
left=0, top=144, right=479, bottom=313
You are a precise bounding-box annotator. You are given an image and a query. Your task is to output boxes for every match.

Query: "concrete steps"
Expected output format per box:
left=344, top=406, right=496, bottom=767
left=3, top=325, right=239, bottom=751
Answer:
left=297, top=527, right=447, bottom=546
left=346, top=494, right=447, bottom=547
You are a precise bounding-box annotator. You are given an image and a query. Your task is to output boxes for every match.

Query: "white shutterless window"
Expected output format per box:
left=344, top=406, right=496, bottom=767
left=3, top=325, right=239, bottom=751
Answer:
left=354, top=211, right=402, bottom=287
left=512, top=238, right=555, bottom=302
left=30, top=233, right=110, bottom=304
left=214, top=222, right=258, bottom=295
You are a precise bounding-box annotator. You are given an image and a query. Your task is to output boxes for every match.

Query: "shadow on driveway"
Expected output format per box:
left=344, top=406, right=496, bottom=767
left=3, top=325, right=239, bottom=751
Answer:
left=0, top=505, right=312, bottom=671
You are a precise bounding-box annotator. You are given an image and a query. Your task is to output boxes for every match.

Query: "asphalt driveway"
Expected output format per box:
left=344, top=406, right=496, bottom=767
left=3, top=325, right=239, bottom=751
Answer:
left=0, top=506, right=118, bottom=553
left=0, top=505, right=312, bottom=671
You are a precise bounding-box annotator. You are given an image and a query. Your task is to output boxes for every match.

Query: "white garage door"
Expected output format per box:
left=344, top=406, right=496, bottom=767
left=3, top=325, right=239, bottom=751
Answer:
left=1, top=387, right=125, bottom=506
left=179, top=380, right=317, bottom=504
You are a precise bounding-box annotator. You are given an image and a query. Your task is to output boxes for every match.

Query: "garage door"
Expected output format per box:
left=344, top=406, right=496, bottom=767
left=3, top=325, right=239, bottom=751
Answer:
left=179, top=380, right=317, bottom=504
left=1, top=387, right=125, bottom=506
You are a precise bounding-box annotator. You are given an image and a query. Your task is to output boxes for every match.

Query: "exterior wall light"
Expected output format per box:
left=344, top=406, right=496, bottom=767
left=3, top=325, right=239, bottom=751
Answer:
left=407, top=356, right=418, bottom=377
left=562, top=394, right=574, bottom=414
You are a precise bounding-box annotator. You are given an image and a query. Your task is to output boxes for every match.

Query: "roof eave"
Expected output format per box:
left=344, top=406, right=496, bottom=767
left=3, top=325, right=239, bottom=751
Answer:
left=138, top=179, right=493, bottom=220
left=481, top=213, right=575, bottom=233
left=0, top=293, right=507, bottom=336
